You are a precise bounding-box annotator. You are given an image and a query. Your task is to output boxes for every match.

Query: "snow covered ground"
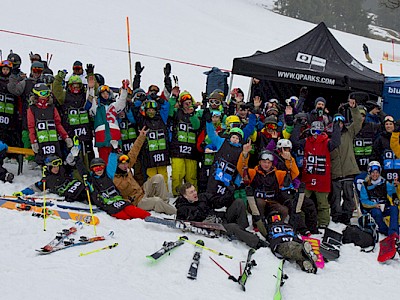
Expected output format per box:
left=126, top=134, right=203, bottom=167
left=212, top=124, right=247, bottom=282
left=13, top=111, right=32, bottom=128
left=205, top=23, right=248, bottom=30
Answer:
left=1, top=0, right=400, bottom=299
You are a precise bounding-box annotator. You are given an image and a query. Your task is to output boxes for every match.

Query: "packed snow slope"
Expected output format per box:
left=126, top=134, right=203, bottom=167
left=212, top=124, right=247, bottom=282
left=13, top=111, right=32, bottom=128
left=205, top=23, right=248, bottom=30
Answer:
left=1, top=0, right=400, bottom=299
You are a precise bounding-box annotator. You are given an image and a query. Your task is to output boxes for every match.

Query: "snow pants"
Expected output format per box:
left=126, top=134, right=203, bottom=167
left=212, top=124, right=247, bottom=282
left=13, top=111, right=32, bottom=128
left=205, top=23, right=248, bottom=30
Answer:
left=171, top=157, right=197, bottom=196
left=370, top=206, right=399, bottom=236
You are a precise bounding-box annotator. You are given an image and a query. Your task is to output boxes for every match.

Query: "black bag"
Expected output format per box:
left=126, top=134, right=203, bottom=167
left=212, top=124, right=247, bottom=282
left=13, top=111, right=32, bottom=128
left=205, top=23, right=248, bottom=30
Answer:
left=342, top=214, right=379, bottom=252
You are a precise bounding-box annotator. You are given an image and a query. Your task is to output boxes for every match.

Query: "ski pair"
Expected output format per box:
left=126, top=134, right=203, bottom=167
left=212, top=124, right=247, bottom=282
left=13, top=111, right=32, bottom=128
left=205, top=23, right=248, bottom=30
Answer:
left=273, top=260, right=288, bottom=300
left=38, top=222, right=83, bottom=252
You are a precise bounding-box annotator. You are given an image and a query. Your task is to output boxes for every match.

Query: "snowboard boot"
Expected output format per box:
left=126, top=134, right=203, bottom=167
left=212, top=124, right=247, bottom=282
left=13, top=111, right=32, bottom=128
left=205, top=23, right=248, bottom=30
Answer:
left=296, top=241, right=318, bottom=274
left=277, top=241, right=304, bottom=261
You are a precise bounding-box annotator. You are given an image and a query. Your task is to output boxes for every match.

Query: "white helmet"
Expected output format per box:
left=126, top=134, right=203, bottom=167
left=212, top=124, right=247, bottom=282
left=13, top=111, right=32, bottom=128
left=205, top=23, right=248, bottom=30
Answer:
left=276, top=139, right=292, bottom=149
left=368, top=161, right=381, bottom=174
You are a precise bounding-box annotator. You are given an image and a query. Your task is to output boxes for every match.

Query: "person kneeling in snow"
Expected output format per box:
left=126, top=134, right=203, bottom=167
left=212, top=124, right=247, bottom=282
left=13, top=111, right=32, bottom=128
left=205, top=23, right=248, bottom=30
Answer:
left=110, top=126, right=176, bottom=215
left=266, top=211, right=318, bottom=274
left=176, top=182, right=268, bottom=249
left=87, top=157, right=150, bottom=220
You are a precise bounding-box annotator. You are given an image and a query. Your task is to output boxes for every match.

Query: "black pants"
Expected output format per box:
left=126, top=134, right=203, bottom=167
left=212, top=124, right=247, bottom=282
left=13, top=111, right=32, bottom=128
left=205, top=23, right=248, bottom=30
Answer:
left=330, top=178, right=355, bottom=222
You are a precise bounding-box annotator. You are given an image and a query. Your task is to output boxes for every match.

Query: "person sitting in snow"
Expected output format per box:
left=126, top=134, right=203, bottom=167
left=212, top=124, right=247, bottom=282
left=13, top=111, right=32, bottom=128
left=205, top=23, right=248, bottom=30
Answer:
left=175, top=182, right=268, bottom=249
left=266, top=211, right=318, bottom=274
left=110, top=126, right=176, bottom=215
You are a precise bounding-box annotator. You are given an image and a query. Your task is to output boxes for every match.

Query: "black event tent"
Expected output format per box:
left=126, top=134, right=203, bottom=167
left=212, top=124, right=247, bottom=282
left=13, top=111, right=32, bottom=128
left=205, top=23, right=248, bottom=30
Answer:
left=232, top=22, right=384, bottom=97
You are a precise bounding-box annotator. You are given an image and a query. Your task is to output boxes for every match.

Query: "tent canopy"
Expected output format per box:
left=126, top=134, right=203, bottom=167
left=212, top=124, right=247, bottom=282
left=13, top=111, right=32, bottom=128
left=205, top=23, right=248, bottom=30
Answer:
left=232, top=22, right=384, bottom=96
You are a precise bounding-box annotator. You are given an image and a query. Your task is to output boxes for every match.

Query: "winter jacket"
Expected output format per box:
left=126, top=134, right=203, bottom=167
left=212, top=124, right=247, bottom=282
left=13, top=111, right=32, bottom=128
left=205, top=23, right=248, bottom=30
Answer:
left=390, top=132, right=400, bottom=158
left=175, top=193, right=212, bottom=221
left=112, top=134, right=146, bottom=206
left=359, top=176, right=397, bottom=209
left=330, top=107, right=362, bottom=179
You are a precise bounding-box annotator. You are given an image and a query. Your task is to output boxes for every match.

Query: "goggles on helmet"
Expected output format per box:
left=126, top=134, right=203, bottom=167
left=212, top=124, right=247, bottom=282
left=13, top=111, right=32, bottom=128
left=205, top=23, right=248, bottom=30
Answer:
left=133, top=92, right=146, bottom=101
left=47, top=158, right=63, bottom=167
left=334, top=115, right=345, bottom=123
left=230, top=122, right=241, bottom=128
left=33, top=89, right=51, bottom=98
left=73, top=65, right=83, bottom=71
left=384, top=115, right=395, bottom=123
left=144, top=101, right=157, bottom=109
left=118, top=154, right=130, bottom=164
left=209, top=99, right=221, bottom=106
left=266, top=123, right=278, bottom=130
left=1, top=60, right=13, bottom=68
left=181, top=94, right=192, bottom=102
left=271, top=214, right=281, bottom=222
left=91, top=165, right=105, bottom=172
left=260, top=152, right=274, bottom=161
left=211, top=111, right=222, bottom=117
left=310, top=129, right=322, bottom=135
left=100, top=85, right=111, bottom=93
left=369, top=165, right=381, bottom=173
left=32, top=67, right=44, bottom=74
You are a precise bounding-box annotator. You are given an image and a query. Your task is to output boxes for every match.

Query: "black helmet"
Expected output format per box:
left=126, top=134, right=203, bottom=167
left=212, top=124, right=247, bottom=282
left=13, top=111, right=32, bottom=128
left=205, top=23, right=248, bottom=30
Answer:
left=32, top=83, right=51, bottom=98
left=94, top=73, right=105, bottom=86
left=7, top=52, right=22, bottom=69
left=90, top=157, right=106, bottom=169
left=44, top=155, right=62, bottom=167
left=267, top=211, right=282, bottom=224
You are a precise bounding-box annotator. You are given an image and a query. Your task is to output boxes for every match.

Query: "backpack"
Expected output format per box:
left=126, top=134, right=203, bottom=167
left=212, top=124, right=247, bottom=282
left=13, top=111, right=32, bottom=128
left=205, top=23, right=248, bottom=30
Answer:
left=342, top=213, right=379, bottom=252
left=203, top=67, right=229, bottom=99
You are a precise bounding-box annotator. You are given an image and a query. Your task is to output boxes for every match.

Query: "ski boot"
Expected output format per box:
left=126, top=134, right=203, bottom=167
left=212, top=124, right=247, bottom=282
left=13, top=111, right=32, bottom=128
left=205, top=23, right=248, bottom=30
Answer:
left=298, top=241, right=318, bottom=274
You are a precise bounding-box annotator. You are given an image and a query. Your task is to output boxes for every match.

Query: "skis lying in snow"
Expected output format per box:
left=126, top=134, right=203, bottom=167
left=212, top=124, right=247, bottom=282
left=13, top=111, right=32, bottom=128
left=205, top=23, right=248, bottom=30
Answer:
left=36, top=231, right=114, bottom=255
left=146, top=236, right=187, bottom=261
left=38, top=223, right=83, bottom=253
left=144, top=216, right=226, bottom=238
left=0, top=198, right=100, bottom=225
left=238, top=248, right=257, bottom=291
left=273, top=259, right=288, bottom=300
left=187, top=240, right=204, bottom=280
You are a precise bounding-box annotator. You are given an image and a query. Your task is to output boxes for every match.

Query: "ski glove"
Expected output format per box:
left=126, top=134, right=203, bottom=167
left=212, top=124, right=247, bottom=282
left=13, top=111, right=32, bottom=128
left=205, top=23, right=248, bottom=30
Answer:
left=31, top=142, right=39, bottom=153
left=135, top=62, right=144, bottom=75
left=65, top=137, right=74, bottom=148
left=164, top=63, right=171, bottom=77
left=86, top=64, right=95, bottom=75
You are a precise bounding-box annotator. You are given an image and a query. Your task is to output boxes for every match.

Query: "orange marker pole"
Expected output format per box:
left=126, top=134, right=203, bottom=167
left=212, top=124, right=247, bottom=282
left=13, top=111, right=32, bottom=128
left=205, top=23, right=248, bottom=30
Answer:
left=126, top=16, right=133, bottom=85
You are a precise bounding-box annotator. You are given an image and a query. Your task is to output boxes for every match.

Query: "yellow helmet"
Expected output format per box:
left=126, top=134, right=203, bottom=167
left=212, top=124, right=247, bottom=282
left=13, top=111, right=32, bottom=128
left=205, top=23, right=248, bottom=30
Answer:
left=225, top=115, right=240, bottom=127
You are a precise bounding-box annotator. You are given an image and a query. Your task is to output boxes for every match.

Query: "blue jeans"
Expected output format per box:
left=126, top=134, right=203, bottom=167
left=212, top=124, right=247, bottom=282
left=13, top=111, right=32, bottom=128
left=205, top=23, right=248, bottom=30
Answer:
left=370, top=206, right=399, bottom=236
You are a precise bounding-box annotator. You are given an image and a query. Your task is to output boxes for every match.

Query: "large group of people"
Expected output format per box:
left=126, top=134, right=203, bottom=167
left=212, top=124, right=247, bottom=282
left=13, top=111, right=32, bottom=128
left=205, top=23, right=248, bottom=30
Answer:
left=1, top=50, right=399, bottom=274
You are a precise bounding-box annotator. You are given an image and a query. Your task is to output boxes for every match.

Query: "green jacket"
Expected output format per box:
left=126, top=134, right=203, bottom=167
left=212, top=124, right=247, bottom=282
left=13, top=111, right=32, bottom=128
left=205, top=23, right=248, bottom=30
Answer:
left=331, top=107, right=362, bottom=179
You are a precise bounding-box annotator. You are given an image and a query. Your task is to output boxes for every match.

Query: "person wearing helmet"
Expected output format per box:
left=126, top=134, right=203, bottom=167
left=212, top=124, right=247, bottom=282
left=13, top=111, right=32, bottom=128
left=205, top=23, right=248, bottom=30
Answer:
left=237, top=141, right=299, bottom=225
left=109, top=126, right=176, bottom=215
left=330, top=98, right=363, bottom=225
left=266, top=211, right=318, bottom=274
left=199, top=89, right=227, bottom=130
left=13, top=148, right=88, bottom=202
left=168, top=91, right=202, bottom=196
left=290, top=115, right=341, bottom=229
left=359, top=161, right=399, bottom=237
left=27, top=83, right=73, bottom=165
left=86, top=80, right=130, bottom=164
left=87, top=155, right=150, bottom=220
left=53, top=70, right=94, bottom=170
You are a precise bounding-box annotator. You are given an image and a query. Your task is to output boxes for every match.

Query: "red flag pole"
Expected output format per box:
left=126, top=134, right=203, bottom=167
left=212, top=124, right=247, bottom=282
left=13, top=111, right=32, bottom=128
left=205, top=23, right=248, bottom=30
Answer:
left=392, top=39, right=395, bottom=62
left=126, top=16, right=133, bottom=84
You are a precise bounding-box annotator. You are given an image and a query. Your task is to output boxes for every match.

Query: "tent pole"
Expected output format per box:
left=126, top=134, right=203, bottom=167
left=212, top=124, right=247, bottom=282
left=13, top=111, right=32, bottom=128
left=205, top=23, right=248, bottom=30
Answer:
left=227, top=72, right=234, bottom=101
left=246, top=77, right=253, bottom=103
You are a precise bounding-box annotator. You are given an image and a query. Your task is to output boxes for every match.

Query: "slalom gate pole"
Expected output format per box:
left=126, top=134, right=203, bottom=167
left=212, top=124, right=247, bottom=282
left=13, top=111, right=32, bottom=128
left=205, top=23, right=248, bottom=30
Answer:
left=42, top=166, right=47, bottom=231
left=79, top=243, right=119, bottom=257
left=179, top=236, right=233, bottom=259
left=126, top=16, right=133, bottom=85
left=83, top=174, right=97, bottom=235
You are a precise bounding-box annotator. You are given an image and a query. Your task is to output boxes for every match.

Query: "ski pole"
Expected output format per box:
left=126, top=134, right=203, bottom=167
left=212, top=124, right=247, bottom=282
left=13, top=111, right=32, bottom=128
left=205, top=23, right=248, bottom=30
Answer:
left=42, top=166, right=47, bottom=231
left=209, top=256, right=238, bottom=282
left=179, top=236, right=233, bottom=259
left=126, top=16, right=133, bottom=85
left=79, top=243, right=118, bottom=257
left=83, top=174, right=97, bottom=235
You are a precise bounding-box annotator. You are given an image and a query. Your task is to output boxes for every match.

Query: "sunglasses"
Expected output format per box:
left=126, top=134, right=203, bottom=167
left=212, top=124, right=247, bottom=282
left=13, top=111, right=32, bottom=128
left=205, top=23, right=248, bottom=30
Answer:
left=32, top=67, right=43, bottom=73
left=209, top=99, right=221, bottom=106
left=260, top=152, right=274, bottom=161
left=100, top=85, right=110, bottom=93
left=384, top=116, right=394, bottom=123
left=266, top=123, right=277, bottom=130
left=181, top=94, right=192, bottom=102
left=144, top=101, right=157, bottom=109
left=91, top=165, right=105, bottom=172
left=118, top=154, right=130, bottom=164
left=33, top=89, right=51, bottom=98
left=48, top=158, right=63, bottom=166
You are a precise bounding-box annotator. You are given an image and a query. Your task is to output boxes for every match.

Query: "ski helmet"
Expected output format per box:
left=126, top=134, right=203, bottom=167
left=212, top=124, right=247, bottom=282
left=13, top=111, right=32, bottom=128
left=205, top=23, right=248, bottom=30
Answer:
left=68, top=75, right=83, bottom=94
left=32, top=83, right=51, bottom=98
left=368, top=161, right=381, bottom=174
left=310, top=121, right=324, bottom=135
left=40, top=73, right=55, bottom=85
left=7, top=52, right=21, bottom=68
left=259, top=150, right=275, bottom=161
left=178, top=91, right=194, bottom=105
left=0, top=60, right=13, bottom=74
left=229, top=127, right=244, bottom=142
left=132, top=88, right=146, bottom=101
left=209, top=90, right=224, bottom=102
left=225, top=115, right=241, bottom=128
left=44, top=155, right=62, bottom=167
left=90, top=157, right=106, bottom=169
left=276, top=139, right=292, bottom=149
left=267, top=211, right=282, bottom=224
left=94, top=73, right=105, bottom=86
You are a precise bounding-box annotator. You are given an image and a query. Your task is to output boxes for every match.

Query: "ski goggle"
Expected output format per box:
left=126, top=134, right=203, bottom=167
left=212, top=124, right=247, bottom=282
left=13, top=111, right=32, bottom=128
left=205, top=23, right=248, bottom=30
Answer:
left=133, top=92, right=146, bottom=100
left=270, top=214, right=281, bottom=223
left=91, top=165, right=105, bottom=172
left=384, top=115, right=394, bottom=123
left=310, top=129, right=322, bottom=135
left=334, top=115, right=345, bottom=123
left=47, top=158, right=63, bottom=167
left=209, top=99, right=221, bottom=106
left=269, top=99, right=279, bottom=104
left=260, top=152, right=274, bottom=161
left=1, top=60, right=13, bottom=68
left=33, top=89, right=51, bottom=98
left=118, top=154, right=130, bottom=164
left=211, top=111, right=222, bottom=117
left=230, top=122, right=241, bottom=128
left=144, top=101, right=157, bottom=109
left=369, top=165, right=381, bottom=173
left=73, top=65, right=83, bottom=71
left=100, top=85, right=111, bottom=93
left=32, top=67, right=43, bottom=73
left=181, top=94, right=192, bottom=102
left=266, top=123, right=277, bottom=130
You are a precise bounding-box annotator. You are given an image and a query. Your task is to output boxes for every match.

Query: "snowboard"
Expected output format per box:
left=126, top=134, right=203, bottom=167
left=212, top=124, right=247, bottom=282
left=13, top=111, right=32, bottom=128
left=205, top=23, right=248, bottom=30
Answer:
left=301, top=236, right=324, bottom=269
left=146, top=236, right=187, bottom=261
left=273, top=259, right=288, bottom=300
left=0, top=199, right=100, bottom=225
left=144, top=216, right=222, bottom=238
left=377, top=232, right=399, bottom=263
